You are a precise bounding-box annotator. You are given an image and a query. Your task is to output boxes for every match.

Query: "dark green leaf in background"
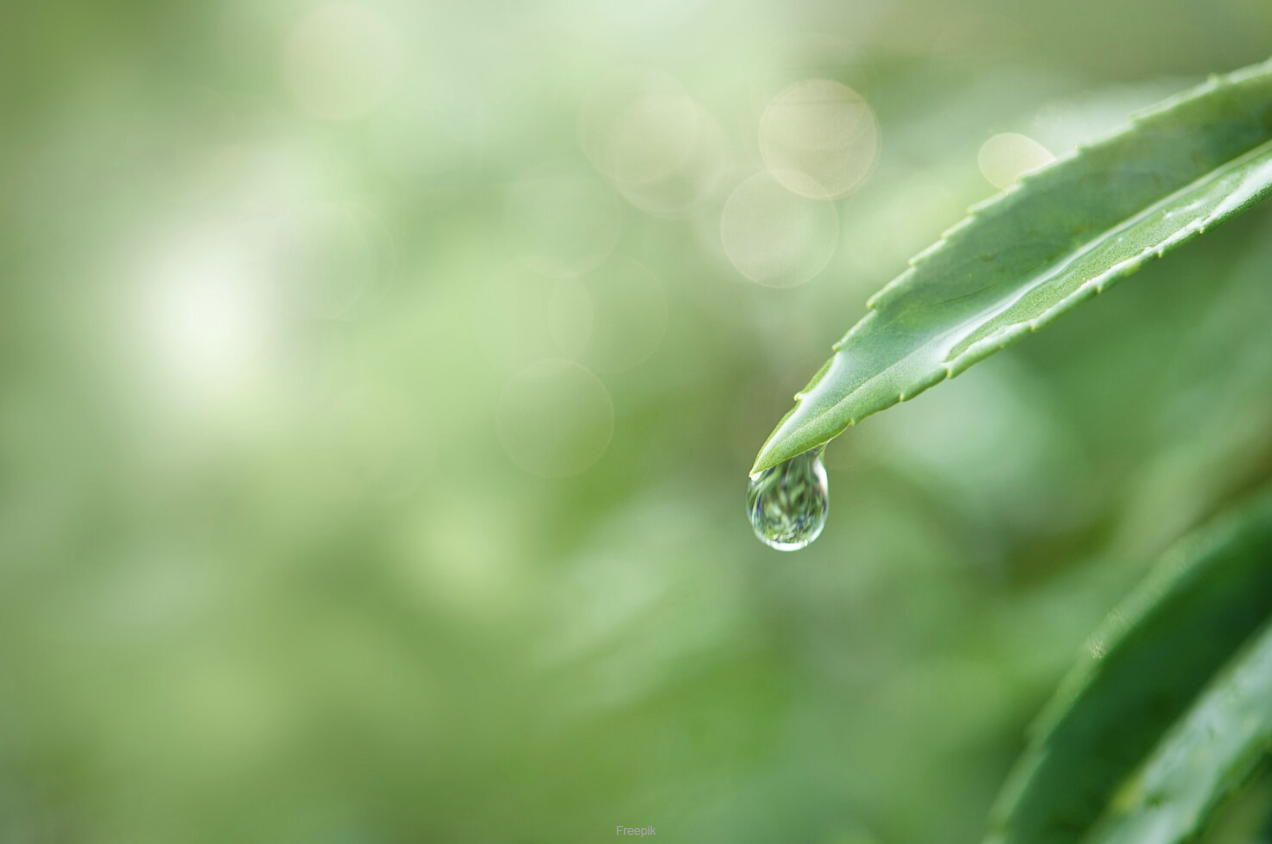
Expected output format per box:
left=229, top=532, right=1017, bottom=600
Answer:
left=987, top=492, right=1272, bottom=844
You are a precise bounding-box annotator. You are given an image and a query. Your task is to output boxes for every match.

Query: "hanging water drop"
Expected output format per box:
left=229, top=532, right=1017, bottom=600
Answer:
left=746, top=447, right=829, bottom=551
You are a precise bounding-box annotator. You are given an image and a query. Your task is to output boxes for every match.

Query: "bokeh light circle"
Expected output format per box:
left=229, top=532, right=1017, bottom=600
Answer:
left=720, top=171, right=839, bottom=287
left=496, top=360, right=614, bottom=478
left=580, top=69, right=699, bottom=185
left=612, top=113, right=727, bottom=219
left=579, top=68, right=727, bottom=218
left=977, top=133, right=1055, bottom=190
left=760, top=79, right=878, bottom=199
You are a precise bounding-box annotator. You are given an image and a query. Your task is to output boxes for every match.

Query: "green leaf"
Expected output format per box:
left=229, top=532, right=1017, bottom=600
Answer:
left=986, top=492, right=1272, bottom=844
left=1084, top=618, right=1272, bottom=844
left=752, top=58, right=1272, bottom=475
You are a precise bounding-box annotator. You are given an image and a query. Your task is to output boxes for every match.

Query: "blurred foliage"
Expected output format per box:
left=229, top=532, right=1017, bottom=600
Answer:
left=2, top=0, right=1272, bottom=842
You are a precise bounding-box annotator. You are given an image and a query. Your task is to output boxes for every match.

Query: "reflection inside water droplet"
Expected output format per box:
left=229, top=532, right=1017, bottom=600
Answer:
left=746, top=447, right=829, bottom=551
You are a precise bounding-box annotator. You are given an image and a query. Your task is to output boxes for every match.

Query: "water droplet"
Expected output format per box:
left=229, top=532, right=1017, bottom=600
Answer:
left=746, top=447, right=829, bottom=551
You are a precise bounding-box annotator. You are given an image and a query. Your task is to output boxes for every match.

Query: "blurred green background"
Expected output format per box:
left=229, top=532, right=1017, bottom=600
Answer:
left=4, top=0, right=1272, bottom=842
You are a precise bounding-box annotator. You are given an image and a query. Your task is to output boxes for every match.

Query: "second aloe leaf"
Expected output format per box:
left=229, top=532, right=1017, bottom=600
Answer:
left=986, top=491, right=1272, bottom=844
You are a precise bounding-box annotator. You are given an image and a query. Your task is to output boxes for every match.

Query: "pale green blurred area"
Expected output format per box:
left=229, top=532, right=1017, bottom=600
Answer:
left=3, top=0, right=1272, bottom=841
